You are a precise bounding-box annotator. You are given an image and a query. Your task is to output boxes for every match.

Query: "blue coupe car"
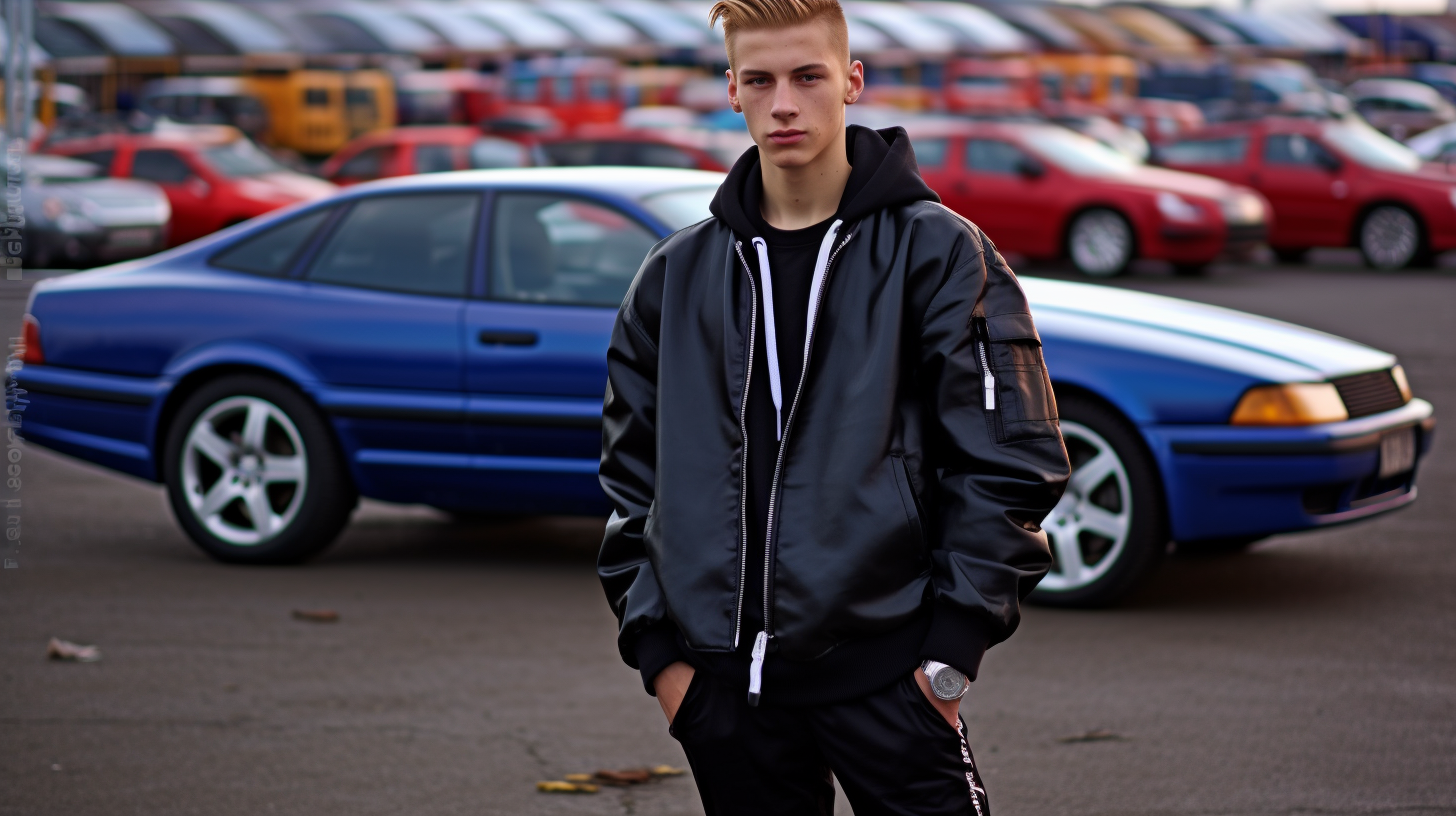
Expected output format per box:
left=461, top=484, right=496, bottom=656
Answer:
left=16, top=167, right=1435, bottom=606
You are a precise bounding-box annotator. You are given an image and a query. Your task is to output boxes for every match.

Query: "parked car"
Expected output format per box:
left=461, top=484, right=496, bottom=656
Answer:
left=1346, top=78, right=1456, bottom=140
left=319, top=125, right=725, bottom=186
left=1406, top=120, right=1456, bottom=161
left=908, top=120, right=1269, bottom=276
left=21, top=155, right=172, bottom=267
left=15, top=168, right=1434, bottom=606
left=44, top=126, right=337, bottom=247
left=1154, top=116, right=1456, bottom=269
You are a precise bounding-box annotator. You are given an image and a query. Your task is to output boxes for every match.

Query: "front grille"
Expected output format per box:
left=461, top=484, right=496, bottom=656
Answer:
left=1332, top=369, right=1406, bottom=418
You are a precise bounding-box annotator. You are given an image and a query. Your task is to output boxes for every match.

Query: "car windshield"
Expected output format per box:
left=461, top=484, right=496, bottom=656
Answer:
left=201, top=139, right=288, bottom=177
left=639, top=186, right=716, bottom=230
left=1020, top=126, right=1138, bottom=177
left=1321, top=119, right=1423, bottom=173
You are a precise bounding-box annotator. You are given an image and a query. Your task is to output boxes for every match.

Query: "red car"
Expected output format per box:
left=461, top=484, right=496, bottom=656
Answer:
left=908, top=120, right=1269, bottom=276
left=46, top=127, right=337, bottom=248
left=1155, top=116, right=1456, bottom=269
left=320, top=125, right=725, bottom=186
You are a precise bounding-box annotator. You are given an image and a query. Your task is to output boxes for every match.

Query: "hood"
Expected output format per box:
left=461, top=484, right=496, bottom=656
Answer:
left=1021, top=277, right=1394, bottom=381
left=62, top=179, right=171, bottom=228
left=250, top=172, right=339, bottom=202
left=1103, top=165, right=1240, bottom=201
left=708, top=124, right=939, bottom=237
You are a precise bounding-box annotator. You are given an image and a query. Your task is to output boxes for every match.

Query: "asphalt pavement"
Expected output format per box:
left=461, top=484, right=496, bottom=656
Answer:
left=2, top=256, right=1454, bottom=816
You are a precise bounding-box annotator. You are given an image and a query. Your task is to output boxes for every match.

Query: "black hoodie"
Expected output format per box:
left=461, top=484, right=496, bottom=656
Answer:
left=635, top=126, right=947, bottom=704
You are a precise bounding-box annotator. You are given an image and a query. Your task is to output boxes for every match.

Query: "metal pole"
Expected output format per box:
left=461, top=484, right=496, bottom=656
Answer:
left=3, top=0, right=31, bottom=280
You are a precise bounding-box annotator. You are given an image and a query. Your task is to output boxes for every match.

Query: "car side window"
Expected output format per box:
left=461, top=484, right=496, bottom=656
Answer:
left=72, top=150, right=116, bottom=174
left=335, top=146, right=390, bottom=182
left=468, top=137, right=529, bottom=169
left=1263, top=134, right=1336, bottom=167
left=414, top=144, right=456, bottom=174
left=131, top=149, right=193, bottom=184
left=1159, top=136, right=1248, bottom=165
left=490, top=193, right=657, bottom=308
left=622, top=143, right=698, bottom=169
left=210, top=207, right=334, bottom=277
left=911, top=138, right=948, bottom=168
left=965, top=139, right=1028, bottom=174
left=540, top=141, right=600, bottom=167
left=307, top=193, right=479, bottom=297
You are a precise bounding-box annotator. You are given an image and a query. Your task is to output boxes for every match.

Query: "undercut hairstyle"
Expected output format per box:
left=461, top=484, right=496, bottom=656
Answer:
left=708, top=0, right=850, bottom=70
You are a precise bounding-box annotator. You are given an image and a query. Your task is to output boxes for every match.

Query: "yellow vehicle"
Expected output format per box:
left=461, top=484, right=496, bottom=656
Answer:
left=243, top=69, right=394, bottom=158
left=1029, top=54, right=1138, bottom=104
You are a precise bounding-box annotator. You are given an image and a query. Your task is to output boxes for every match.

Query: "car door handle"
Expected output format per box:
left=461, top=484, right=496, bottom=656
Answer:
left=477, top=330, right=538, bottom=347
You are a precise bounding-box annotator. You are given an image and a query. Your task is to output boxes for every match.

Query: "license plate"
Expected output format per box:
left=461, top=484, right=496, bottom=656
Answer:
left=1378, top=428, right=1416, bottom=479
left=107, top=228, right=155, bottom=248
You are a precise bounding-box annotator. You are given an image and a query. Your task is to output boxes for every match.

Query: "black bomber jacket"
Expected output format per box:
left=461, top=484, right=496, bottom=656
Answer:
left=598, top=126, right=1071, bottom=703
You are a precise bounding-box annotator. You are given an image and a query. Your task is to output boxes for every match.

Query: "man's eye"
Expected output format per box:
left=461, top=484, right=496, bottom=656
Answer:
left=799, top=75, right=821, bottom=83
left=748, top=78, right=769, bottom=87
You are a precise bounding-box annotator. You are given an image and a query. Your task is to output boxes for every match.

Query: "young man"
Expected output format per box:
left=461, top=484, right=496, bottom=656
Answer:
left=598, top=0, right=1070, bottom=811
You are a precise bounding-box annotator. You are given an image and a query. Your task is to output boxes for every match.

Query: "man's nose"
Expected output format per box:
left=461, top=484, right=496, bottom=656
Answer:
left=771, top=81, right=798, bottom=120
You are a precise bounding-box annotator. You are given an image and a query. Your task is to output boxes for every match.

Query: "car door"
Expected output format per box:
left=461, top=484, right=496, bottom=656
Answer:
left=461, top=190, right=659, bottom=513
left=295, top=191, right=477, bottom=506
left=955, top=138, right=1047, bottom=253
left=128, top=148, right=212, bottom=245
left=910, top=135, right=959, bottom=210
left=1256, top=132, right=1352, bottom=248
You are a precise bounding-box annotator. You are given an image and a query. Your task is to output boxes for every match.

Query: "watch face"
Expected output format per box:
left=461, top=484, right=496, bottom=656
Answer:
left=931, top=667, right=967, bottom=700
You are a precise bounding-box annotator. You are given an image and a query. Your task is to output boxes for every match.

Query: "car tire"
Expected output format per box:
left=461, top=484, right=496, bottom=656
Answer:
left=1358, top=205, right=1425, bottom=270
left=1029, top=393, right=1167, bottom=608
left=1175, top=535, right=1266, bottom=556
left=1067, top=208, right=1135, bottom=277
left=162, top=375, right=356, bottom=564
left=1272, top=247, right=1308, bottom=265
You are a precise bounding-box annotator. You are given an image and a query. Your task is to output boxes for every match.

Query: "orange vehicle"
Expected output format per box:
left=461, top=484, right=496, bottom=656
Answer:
left=942, top=58, right=1039, bottom=115
left=1030, top=54, right=1138, bottom=105
left=242, top=69, right=394, bottom=158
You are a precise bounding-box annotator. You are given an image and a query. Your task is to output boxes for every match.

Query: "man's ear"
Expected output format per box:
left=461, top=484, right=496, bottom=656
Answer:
left=726, top=68, right=742, bottom=113
left=845, top=60, right=865, bottom=105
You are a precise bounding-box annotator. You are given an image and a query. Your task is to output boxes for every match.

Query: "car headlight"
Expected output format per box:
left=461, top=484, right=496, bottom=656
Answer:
left=1391, top=364, right=1413, bottom=402
left=1221, top=192, right=1266, bottom=226
left=1157, top=191, right=1203, bottom=223
left=1230, top=383, right=1349, bottom=426
left=1448, top=188, right=1456, bottom=211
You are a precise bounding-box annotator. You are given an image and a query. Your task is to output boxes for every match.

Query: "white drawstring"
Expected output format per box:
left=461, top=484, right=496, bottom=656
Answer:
left=750, top=221, right=845, bottom=442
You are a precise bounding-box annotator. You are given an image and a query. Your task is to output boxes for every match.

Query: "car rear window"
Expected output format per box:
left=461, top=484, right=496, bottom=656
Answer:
left=211, top=207, right=334, bottom=277
left=307, top=193, right=480, bottom=297
left=490, top=192, right=656, bottom=307
left=1158, top=136, right=1247, bottom=165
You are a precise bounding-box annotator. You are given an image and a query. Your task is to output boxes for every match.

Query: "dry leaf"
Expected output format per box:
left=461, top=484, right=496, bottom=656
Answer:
left=291, top=609, right=339, bottom=623
left=1057, top=730, right=1126, bottom=744
left=650, top=765, right=686, bottom=776
left=537, top=780, right=598, bottom=793
left=562, top=773, right=594, bottom=783
left=46, top=638, right=100, bottom=662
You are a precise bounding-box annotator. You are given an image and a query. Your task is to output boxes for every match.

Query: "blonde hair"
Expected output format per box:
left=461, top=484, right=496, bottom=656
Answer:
left=708, top=0, right=850, bottom=70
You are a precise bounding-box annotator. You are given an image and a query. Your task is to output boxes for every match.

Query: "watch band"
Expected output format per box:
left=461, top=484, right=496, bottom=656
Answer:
left=921, top=660, right=970, bottom=701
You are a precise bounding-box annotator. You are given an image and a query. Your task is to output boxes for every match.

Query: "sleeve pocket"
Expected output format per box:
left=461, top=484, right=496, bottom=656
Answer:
left=981, top=312, right=1059, bottom=443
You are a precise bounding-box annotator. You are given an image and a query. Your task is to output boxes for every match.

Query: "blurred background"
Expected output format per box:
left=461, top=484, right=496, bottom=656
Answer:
left=6, top=0, right=1456, bottom=272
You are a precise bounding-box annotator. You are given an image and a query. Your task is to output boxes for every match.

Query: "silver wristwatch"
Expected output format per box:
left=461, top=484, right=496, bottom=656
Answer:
left=921, top=660, right=970, bottom=701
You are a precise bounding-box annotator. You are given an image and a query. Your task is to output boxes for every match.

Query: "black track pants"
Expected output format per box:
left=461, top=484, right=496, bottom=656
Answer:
left=668, top=670, right=990, bottom=816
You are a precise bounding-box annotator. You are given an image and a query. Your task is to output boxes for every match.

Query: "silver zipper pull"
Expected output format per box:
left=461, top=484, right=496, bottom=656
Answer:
left=747, top=631, right=768, bottom=706
left=978, top=341, right=996, bottom=410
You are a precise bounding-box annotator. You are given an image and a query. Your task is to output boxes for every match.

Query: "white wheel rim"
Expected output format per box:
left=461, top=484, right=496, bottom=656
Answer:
left=181, top=396, right=308, bottom=546
left=1362, top=207, right=1417, bottom=269
left=1038, top=420, right=1132, bottom=592
left=1069, top=211, right=1132, bottom=276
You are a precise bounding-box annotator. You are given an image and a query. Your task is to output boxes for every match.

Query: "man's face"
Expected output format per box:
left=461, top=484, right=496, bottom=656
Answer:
left=727, top=20, right=863, bottom=169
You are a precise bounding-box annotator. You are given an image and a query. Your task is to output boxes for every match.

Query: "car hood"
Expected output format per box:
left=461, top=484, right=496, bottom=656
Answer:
left=249, top=173, right=338, bottom=201
left=1022, top=277, right=1394, bottom=381
left=1092, top=165, right=1240, bottom=200
left=57, top=179, right=171, bottom=227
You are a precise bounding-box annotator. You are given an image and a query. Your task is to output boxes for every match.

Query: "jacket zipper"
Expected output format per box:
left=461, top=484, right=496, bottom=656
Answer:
left=748, top=227, right=855, bottom=706
left=974, top=316, right=996, bottom=410
left=731, top=240, right=757, bottom=651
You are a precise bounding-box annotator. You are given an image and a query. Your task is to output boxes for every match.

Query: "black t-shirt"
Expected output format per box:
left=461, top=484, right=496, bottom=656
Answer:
left=740, top=213, right=835, bottom=637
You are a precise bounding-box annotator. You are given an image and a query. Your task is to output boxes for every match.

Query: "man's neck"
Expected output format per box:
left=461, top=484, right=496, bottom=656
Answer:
left=758, top=126, right=851, bottom=231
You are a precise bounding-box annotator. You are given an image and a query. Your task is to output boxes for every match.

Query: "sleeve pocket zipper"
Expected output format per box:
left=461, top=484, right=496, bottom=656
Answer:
left=974, top=316, right=996, bottom=411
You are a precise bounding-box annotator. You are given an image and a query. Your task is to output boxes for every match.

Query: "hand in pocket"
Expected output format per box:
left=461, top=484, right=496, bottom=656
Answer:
left=654, top=661, right=697, bottom=725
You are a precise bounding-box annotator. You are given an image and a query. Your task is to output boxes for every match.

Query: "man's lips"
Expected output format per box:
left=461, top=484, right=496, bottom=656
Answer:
left=768, top=129, right=806, bottom=145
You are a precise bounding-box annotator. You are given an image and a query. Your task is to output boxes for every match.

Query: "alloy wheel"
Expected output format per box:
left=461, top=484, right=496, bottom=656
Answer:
left=1069, top=210, right=1133, bottom=277
left=1360, top=206, right=1419, bottom=270
left=181, top=396, right=308, bottom=546
left=1038, top=420, right=1132, bottom=592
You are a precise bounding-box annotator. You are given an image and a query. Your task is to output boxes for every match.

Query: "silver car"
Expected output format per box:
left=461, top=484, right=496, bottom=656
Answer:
left=23, top=155, right=171, bottom=267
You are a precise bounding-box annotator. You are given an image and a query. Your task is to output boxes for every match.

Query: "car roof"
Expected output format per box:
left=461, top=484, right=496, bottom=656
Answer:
left=49, top=126, right=243, bottom=151
left=341, top=166, right=727, bottom=199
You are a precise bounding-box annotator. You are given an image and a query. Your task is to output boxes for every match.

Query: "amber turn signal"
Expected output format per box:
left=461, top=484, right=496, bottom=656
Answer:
left=20, top=314, right=43, bottom=366
left=1391, top=365, right=1413, bottom=403
left=1230, top=383, right=1348, bottom=426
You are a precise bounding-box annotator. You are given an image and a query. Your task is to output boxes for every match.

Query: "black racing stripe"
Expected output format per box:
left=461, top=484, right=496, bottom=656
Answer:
left=20, top=379, right=154, bottom=406
left=327, top=404, right=601, bottom=428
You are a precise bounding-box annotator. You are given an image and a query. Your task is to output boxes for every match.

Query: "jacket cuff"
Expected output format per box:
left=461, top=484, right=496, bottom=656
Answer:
left=919, top=601, right=993, bottom=681
left=634, top=622, right=686, bottom=696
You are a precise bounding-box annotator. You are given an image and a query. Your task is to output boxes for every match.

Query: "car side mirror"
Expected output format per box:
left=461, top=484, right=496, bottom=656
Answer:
left=186, top=176, right=211, bottom=198
left=1017, top=158, right=1046, bottom=179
